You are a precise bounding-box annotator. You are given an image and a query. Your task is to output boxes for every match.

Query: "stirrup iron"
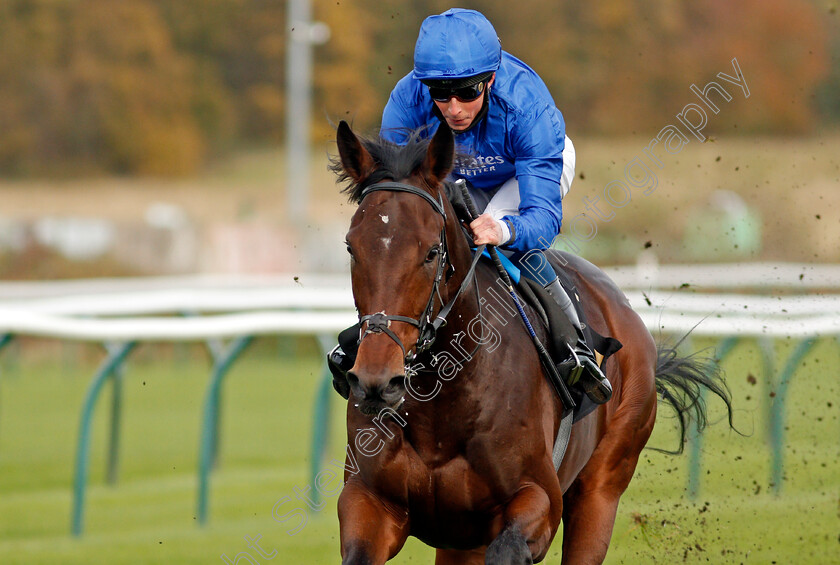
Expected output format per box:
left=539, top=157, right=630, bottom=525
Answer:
left=564, top=343, right=584, bottom=387
left=563, top=343, right=613, bottom=405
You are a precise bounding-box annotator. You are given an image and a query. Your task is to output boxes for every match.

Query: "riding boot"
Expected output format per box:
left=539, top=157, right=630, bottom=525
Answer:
left=544, top=277, right=613, bottom=404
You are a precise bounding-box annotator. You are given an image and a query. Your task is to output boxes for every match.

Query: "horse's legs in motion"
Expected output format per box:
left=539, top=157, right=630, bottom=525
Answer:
left=435, top=548, right=485, bottom=564
left=560, top=357, right=657, bottom=564
left=485, top=483, right=559, bottom=565
left=338, top=482, right=409, bottom=565
left=560, top=481, right=625, bottom=564
left=486, top=526, right=533, bottom=565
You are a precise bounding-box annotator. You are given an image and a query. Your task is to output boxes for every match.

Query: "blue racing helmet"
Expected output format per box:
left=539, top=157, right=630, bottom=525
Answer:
left=413, top=8, right=502, bottom=86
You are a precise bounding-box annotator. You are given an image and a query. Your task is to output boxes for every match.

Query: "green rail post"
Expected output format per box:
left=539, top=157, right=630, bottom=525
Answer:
left=196, top=335, right=254, bottom=526
left=310, top=334, right=337, bottom=507
left=769, top=337, right=817, bottom=495
left=0, top=334, right=14, bottom=448
left=106, top=344, right=125, bottom=485
left=204, top=338, right=225, bottom=469
left=72, top=341, right=137, bottom=537
left=687, top=335, right=739, bottom=500
left=184, top=311, right=228, bottom=470
left=757, top=337, right=776, bottom=445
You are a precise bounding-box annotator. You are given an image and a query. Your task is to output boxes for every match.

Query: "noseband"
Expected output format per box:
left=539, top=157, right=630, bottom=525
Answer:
left=356, top=181, right=484, bottom=363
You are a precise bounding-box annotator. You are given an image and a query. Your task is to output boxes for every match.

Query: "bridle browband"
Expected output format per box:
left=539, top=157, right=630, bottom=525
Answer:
left=356, top=181, right=484, bottom=363
left=363, top=181, right=447, bottom=217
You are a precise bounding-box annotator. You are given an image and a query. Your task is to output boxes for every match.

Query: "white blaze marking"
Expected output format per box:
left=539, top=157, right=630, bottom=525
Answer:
left=380, top=214, right=389, bottom=224
left=381, top=237, right=392, bottom=249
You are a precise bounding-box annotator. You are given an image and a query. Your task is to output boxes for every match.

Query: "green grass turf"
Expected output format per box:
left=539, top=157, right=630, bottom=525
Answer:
left=0, top=336, right=837, bottom=563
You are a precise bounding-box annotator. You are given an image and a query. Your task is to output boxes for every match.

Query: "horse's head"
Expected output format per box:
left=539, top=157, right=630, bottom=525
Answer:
left=333, top=121, right=457, bottom=415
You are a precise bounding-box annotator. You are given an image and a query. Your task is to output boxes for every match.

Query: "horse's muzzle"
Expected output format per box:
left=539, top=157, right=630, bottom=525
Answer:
left=347, top=371, right=406, bottom=416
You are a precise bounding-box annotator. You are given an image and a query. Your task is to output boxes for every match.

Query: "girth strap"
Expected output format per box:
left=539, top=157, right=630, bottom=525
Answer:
left=552, top=409, right=574, bottom=471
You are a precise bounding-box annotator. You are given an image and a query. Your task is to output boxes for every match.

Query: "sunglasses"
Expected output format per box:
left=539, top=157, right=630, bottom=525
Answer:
left=428, top=80, right=487, bottom=103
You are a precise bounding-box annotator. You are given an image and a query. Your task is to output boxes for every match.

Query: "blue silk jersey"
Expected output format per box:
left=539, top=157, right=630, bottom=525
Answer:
left=381, top=51, right=567, bottom=253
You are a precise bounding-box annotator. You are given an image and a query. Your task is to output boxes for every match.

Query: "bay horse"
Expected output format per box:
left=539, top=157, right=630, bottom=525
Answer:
left=332, top=120, right=732, bottom=564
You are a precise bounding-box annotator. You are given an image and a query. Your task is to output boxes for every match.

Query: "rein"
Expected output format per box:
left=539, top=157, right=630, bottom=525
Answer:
left=357, top=181, right=485, bottom=362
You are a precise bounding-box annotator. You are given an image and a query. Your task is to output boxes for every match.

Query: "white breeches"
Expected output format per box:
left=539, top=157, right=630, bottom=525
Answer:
left=468, top=135, right=576, bottom=219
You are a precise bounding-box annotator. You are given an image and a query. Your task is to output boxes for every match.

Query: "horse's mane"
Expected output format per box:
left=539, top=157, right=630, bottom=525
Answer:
left=330, top=125, right=472, bottom=222
left=330, top=127, right=434, bottom=204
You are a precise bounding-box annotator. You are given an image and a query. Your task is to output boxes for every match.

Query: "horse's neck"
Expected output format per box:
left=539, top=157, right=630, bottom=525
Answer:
left=423, top=260, right=500, bottom=393
left=414, top=206, right=527, bottom=396
left=409, top=214, right=483, bottom=389
left=441, top=213, right=482, bottom=326
left=406, top=263, right=536, bottom=456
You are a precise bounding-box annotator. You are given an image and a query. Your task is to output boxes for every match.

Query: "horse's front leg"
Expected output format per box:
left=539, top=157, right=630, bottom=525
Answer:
left=338, top=479, right=409, bottom=565
left=486, top=483, right=561, bottom=565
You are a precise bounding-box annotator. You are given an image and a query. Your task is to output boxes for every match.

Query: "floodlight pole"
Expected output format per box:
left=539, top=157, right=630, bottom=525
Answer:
left=285, top=0, right=329, bottom=226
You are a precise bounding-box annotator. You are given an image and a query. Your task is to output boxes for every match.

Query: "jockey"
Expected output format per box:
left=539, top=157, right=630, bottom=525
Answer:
left=329, top=8, right=611, bottom=404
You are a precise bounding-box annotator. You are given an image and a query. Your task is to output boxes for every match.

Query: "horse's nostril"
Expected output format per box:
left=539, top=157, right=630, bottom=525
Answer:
left=346, top=372, right=360, bottom=387
left=382, top=376, right=406, bottom=401
left=387, top=375, right=406, bottom=391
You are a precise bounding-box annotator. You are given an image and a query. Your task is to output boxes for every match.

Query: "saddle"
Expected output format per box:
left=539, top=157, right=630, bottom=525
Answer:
left=510, top=262, right=623, bottom=422
left=442, top=181, right=621, bottom=419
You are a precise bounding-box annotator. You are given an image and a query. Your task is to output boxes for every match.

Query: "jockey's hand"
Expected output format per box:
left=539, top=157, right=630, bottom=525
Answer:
left=470, top=213, right=508, bottom=246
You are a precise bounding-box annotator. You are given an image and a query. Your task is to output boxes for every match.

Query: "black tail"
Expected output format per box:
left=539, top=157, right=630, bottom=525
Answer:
left=653, top=342, right=736, bottom=454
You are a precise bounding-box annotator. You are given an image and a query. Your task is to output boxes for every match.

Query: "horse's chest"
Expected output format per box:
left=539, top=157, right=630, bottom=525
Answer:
left=409, top=456, right=489, bottom=503
left=397, top=456, right=498, bottom=545
left=390, top=413, right=535, bottom=513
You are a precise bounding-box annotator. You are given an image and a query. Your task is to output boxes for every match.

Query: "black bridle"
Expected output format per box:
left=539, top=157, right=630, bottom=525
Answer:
left=356, top=181, right=484, bottom=363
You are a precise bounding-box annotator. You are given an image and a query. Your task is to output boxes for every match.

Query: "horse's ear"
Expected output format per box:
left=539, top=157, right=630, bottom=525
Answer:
left=421, top=124, right=455, bottom=187
left=336, top=120, right=375, bottom=183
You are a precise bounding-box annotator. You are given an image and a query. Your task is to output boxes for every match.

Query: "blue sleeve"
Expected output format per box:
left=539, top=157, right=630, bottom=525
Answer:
left=381, top=86, right=424, bottom=145
left=503, top=175, right=563, bottom=252
left=502, top=105, right=566, bottom=252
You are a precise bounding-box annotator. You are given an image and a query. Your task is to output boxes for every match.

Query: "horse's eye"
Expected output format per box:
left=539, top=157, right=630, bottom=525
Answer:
left=425, top=246, right=440, bottom=263
left=346, top=244, right=354, bottom=257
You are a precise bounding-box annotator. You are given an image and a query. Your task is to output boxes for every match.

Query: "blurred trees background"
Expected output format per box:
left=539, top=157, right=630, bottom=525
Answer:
left=0, top=0, right=836, bottom=176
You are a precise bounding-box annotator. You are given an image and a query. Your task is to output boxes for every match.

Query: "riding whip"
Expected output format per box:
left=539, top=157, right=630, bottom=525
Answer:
left=455, top=179, right=576, bottom=410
